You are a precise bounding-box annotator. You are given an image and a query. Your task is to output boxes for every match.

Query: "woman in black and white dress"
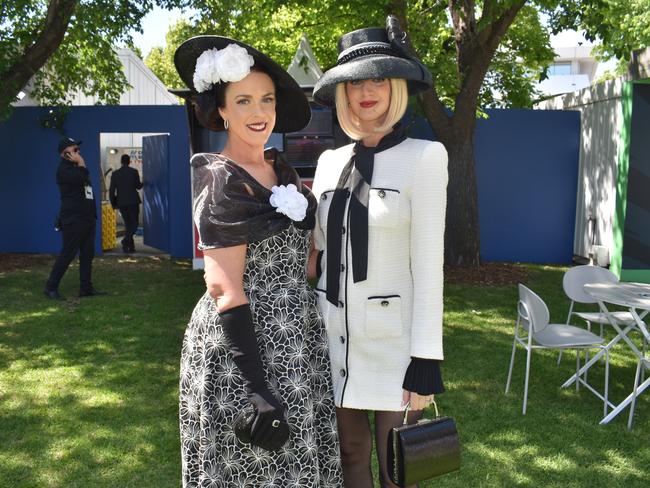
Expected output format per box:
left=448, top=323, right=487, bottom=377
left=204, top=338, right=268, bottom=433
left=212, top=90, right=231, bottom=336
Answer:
left=310, top=18, right=448, bottom=488
left=174, top=36, right=343, bottom=488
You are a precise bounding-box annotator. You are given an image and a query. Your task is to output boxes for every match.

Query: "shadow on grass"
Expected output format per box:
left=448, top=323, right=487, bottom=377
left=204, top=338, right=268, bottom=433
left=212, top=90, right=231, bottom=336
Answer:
left=0, top=257, right=201, bottom=487
left=428, top=267, right=650, bottom=487
left=1, top=259, right=649, bottom=487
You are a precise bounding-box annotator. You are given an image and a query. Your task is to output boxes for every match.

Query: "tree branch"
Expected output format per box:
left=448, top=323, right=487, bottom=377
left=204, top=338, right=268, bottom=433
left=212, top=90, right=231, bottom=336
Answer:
left=481, top=0, right=496, bottom=28
left=481, top=0, right=526, bottom=51
left=0, top=0, right=77, bottom=111
left=450, top=0, right=477, bottom=45
left=419, top=85, right=452, bottom=141
left=454, top=0, right=526, bottom=122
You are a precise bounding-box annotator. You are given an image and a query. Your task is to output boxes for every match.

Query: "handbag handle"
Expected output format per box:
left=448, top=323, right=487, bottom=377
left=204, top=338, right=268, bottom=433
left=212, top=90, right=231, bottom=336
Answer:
left=402, top=399, right=440, bottom=425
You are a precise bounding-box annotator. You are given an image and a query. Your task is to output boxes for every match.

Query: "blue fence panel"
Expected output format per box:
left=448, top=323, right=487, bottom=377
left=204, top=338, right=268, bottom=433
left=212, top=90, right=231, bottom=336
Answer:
left=0, top=105, right=191, bottom=257
left=409, top=108, right=580, bottom=264
left=0, top=105, right=579, bottom=263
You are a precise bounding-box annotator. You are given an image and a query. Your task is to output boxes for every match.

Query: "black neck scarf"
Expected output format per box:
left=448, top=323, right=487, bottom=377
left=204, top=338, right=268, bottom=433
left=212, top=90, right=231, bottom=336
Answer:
left=326, top=124, right=407, bottom=305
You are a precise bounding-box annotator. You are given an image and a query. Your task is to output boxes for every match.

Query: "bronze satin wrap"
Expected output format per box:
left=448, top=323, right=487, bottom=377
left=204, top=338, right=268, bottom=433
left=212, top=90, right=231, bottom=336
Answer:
left=192, top=148, right=316, bottom=250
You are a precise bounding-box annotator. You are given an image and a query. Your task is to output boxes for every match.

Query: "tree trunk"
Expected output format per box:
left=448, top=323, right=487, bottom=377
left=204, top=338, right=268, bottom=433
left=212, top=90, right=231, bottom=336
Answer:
left=414, top=1, right=525, bottom=267
left=440, top=120, right=481, bottom=267
left=419, top=89, right=481, bottom=267
left=0, top=0, right=77, bottom=116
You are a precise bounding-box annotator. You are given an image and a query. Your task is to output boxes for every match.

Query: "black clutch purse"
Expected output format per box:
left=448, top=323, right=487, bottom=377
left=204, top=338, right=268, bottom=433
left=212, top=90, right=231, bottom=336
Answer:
left=388, top=400, right=461, bottom=486
left=233, top=405, right=290, bottom=452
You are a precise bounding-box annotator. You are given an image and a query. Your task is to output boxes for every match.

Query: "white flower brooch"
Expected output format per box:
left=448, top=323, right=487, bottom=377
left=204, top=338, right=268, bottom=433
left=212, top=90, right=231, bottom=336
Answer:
left=193, top=43, right=255, bottom=93
left=269, top=184, right=308, bottom=222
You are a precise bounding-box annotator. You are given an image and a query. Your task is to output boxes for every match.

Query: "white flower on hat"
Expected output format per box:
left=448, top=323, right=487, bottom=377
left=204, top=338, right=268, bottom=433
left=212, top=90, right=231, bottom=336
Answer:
left=193, top=43, right=255, bottom=93
left=269, top=184, right=308, bottom=222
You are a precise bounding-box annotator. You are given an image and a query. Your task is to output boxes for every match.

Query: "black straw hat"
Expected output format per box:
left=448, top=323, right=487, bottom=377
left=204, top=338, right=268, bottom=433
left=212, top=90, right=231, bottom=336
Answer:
left=174, top=36, right=310, bottom=133
left=312, top=16, right=432, bottom=106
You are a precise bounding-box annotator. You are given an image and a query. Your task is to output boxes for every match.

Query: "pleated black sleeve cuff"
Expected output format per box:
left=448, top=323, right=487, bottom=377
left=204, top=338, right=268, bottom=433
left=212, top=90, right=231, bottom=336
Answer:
left=402, top=357, right=445, bottom=395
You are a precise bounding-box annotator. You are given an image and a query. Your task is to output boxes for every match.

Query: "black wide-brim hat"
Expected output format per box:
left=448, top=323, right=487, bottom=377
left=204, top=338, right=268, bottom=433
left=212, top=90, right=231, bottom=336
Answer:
left=312, top=17, right=433, bottom=106
left=174, top=36, right=310, bottom=133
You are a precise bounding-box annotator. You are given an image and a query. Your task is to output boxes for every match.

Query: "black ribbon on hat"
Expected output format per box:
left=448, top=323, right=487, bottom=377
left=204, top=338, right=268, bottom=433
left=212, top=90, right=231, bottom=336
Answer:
left=386, top=14, right=430, bottom=83
left=326, top=124, right=407, bottom=305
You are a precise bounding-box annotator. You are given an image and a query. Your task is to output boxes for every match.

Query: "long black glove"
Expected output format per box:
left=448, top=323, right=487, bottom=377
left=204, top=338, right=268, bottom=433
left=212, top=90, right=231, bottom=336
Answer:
left=220, top=303, right=289, bottom=451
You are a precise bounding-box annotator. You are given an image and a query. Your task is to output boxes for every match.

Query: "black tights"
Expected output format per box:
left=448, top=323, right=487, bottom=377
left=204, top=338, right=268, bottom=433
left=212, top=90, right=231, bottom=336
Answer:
left=336, top=407, right=423, bottom=488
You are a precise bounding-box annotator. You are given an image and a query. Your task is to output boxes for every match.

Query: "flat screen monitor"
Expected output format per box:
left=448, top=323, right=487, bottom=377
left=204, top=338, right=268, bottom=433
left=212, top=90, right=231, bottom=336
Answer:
left=284, top=136, right=335, bottom=167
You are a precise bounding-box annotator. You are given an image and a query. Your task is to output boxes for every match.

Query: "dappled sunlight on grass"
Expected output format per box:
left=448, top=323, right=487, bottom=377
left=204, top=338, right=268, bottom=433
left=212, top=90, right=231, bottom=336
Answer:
left=0, top=256, right=199, bottom=487
left=1, top=259, right=649, bottom=487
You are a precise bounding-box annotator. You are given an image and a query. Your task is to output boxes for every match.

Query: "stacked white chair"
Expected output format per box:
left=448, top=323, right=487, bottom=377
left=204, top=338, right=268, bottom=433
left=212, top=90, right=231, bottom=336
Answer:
left=628, top=357, right=650, bottom=429
left=562, top=265, right=636, bottom=347
left=506, top=284, right=610, bottom=415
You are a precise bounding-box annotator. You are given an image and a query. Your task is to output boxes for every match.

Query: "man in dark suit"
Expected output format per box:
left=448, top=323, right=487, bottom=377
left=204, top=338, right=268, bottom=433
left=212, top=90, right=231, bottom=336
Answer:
left=44, top=137, right=106, bottom=299
left=109, top=154, right=143, bottom=253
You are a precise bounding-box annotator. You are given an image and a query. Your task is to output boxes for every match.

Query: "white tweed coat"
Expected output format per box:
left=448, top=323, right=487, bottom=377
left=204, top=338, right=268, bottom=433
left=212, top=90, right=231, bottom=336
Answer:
left=311, top=137, right=448, bottom=411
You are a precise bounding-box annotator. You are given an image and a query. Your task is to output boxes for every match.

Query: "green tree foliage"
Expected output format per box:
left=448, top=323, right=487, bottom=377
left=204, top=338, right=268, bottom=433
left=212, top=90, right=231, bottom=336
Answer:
left=145, top=0, right=558, bottom=266
left=5, top=1, right=649, bottom=265
left=145, top=19, right=197, bottom=90
left=0, top=0, right=184, bottom=119
left=147, top=1, right=553, bottom=109
left=548, top=0, right=650, bottom=60
left=148, top=0, right=650, bottom=266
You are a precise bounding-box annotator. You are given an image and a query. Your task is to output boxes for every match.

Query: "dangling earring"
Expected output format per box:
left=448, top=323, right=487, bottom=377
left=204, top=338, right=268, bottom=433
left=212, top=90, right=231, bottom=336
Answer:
left=224, top=119, right=229, bottom=130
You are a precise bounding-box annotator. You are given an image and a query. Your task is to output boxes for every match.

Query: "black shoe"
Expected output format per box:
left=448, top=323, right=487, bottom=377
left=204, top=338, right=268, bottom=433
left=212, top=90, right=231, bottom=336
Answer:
left=43, top=288, right=64, bottom=300
left=79, top=288, right=108, bottom=297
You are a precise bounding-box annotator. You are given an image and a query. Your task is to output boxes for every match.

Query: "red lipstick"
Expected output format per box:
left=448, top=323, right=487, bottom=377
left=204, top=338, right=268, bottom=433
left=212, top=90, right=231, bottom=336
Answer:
left=360, top=101, right=377, bottom=108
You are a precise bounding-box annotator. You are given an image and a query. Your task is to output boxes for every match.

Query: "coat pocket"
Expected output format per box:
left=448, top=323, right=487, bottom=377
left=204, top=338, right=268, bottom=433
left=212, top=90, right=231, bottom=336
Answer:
left=368, top=188, right=400, bottom=227
left=365, top=295, right=403, bottom=338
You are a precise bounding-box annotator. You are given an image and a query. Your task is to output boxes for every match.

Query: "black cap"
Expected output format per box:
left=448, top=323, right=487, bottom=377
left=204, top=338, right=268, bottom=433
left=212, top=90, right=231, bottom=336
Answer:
left=58, top=137, right=82, bottom=155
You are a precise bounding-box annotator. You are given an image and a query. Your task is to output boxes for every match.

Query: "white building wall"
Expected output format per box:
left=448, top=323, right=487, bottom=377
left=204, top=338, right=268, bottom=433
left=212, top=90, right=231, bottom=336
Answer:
left=16, top=49, right=179, bottom=107
left=536, top=77, right=626, bottom=262
left=538, top=46, right=601, bottom=97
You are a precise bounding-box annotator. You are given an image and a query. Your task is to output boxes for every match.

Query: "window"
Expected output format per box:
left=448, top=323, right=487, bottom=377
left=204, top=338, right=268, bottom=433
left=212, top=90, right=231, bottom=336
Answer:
left=549, top=62, right=572, bottom=76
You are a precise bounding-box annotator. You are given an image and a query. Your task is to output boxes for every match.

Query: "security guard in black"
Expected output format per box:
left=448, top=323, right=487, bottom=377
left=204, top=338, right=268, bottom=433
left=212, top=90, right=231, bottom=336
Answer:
left=44, top=137, right=104, bottom=299
left=58, top=152, right=96, bottom=225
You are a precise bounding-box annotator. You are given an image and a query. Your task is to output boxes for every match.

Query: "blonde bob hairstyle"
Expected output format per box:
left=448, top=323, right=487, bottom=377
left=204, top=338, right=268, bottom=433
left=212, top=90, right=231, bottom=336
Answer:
left=335, top=78, right=408, bottom=141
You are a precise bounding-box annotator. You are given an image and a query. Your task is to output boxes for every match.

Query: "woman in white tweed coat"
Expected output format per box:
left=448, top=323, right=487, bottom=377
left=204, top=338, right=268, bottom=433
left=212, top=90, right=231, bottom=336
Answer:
left=309, top=17, right=448, bottom=488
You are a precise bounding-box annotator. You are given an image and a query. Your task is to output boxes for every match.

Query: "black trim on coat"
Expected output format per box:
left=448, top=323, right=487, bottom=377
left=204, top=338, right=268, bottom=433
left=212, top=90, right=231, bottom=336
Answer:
left=340, top=208, right=352, bottom=405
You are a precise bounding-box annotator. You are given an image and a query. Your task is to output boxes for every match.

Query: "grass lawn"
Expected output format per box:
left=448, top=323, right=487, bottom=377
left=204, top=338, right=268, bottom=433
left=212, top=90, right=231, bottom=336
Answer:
left=0, top=256, right=648, bottom=487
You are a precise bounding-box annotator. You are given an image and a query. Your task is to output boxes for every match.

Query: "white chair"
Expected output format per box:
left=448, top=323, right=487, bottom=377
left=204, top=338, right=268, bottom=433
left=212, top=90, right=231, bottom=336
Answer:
left=628, top=357, right=650, bottom=429
left=559, top=265, right=637, bottom=367
left=506, top=284, right=610, bottom=415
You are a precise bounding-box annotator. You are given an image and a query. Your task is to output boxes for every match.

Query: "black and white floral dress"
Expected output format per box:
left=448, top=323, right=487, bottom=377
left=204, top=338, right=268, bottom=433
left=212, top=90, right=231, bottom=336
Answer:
left=179, top=152, right=343, bottom=488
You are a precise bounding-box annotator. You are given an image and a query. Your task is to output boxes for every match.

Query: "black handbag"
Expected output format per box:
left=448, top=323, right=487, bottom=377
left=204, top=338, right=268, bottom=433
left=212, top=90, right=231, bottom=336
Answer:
left=388, top=400, right=461, bottom=486
left=233, top=405, right=290, bottom=452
